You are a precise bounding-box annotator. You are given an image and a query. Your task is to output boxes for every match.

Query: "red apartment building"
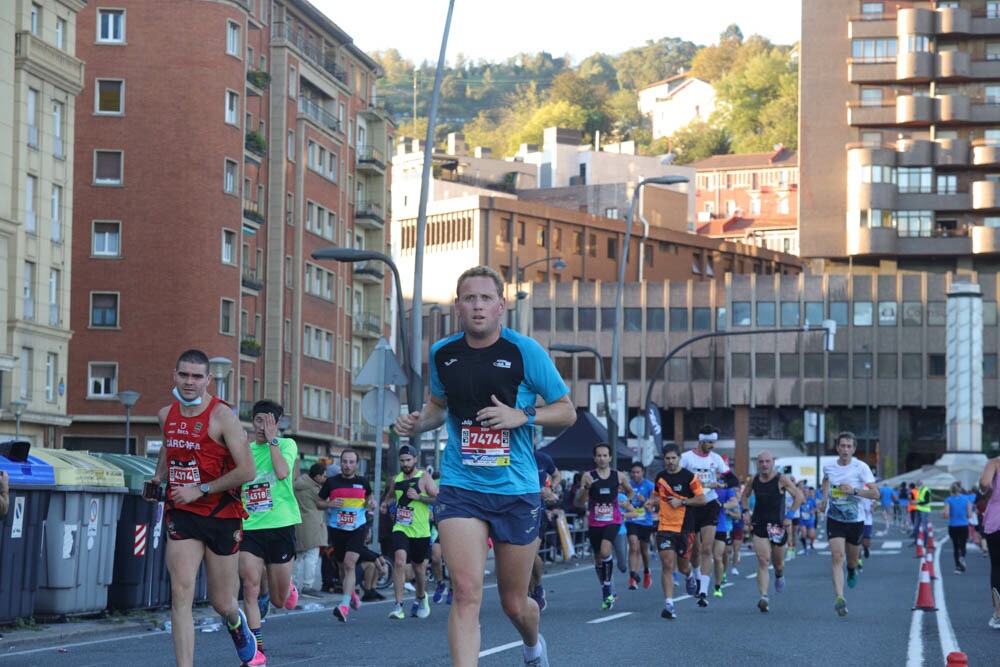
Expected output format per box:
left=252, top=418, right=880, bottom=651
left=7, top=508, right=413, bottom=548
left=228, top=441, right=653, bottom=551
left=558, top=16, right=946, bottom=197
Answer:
left=66, top=0, right=392, bottom=457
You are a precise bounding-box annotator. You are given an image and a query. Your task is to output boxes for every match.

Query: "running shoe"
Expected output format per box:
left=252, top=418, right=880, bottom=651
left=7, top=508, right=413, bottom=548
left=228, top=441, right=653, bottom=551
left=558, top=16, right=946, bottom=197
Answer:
left=227, top=609, right=256, bottom=664
left=697, top=592, right=708, bottom=608
left=349, top=590, right=362, bottom=610
left=730, top=566, right=740, bottom=576
left=628, top=577, right=638, bottom=590
left=643, top=571, right=652, bottom=589
left=758, top=596, right=769, bottom=613
left=721, top=573, right=728, bottom=585
left=532, top=585, right=547, bottom=612
left=388, top=604, right=405, bottom=620
left=247, top=649, right=267, bottom=666
left=433, top=581, right=448, bottom=603
left=601, top=594, right=615, bottom=611
left=333, top=604, right=349, bottom=623
left=446, top=588, right=453, bottom=604
left=257, top=592, right=270, bottom=620
left=660, top=601, right=676, bottom=619
left=524, top=633, right=549, bottom=667
left=857, top=557, right=864, bottom=572
left=847, top=569, right=858, bottom=589
left=284, top=582, right=299, bottom=610
left=834, top=596, right=848, bottom=617
left=685, top=574, right=698, bottom=596
left=404, top=582, right=416, bottom=592
left=989, top=615, right=1000, bottom=629
left=361, top=589, right=385, bottom=602
left=713, top=586, right=723, bottom=598
left=415, top=595, right=430, bottom=619
left=775, top=575, right=786, bottom=593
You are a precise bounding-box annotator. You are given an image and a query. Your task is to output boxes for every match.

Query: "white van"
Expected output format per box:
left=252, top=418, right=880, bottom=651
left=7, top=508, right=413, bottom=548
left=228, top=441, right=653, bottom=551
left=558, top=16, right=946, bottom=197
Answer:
left=771, top=456, right=839, bottom=487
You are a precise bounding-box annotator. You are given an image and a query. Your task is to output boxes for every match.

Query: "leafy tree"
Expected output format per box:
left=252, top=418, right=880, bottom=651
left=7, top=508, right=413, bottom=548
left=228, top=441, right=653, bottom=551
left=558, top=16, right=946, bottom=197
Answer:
left=669, top=119, right=732, bottom=164
left=615, top=37, right=700, bottom=90
left=712, top=47, right=797, bottom=153
left=508, top=99, right=590, bottom=155
left=605, top=88, right=642, bottom=142
left=578, top=53, right=619, bottom=91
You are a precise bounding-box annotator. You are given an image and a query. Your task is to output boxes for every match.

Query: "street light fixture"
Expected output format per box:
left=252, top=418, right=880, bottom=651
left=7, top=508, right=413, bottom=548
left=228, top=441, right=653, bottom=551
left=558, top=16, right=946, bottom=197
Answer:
left=117, top=390, right=140, bottom=455
left=10, top=400, right=27, bottom=439
left=514, top=256, right=566, bottom=331
left=549, top=343, right=617, bottom=443
left=208, top=357, right=233, bottom=403
left=610, top=175, right=689, bottom=449
left=311, top=247, right=421, bottom=412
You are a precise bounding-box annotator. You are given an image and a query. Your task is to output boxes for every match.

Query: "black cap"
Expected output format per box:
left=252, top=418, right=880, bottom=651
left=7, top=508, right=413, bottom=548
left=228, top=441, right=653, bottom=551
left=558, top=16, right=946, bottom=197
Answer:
left=398, top=444, right=418, bottom=458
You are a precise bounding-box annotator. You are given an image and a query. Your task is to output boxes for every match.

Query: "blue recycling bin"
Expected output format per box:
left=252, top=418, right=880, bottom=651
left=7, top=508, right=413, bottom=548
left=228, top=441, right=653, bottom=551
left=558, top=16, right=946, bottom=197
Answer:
left=0, top=449, right=55, bottom=624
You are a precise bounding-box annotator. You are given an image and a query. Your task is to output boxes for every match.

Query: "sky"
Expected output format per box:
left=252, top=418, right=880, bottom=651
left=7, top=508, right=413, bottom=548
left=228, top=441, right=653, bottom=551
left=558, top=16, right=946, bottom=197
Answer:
left=311, top=0, right=802, bottom=66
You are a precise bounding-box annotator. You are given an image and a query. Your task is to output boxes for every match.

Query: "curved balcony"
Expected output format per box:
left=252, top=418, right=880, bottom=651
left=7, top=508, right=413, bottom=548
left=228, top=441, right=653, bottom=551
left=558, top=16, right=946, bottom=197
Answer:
left=936, top=50, right=971, bottom=79
left=896, top=138, right=934, bottom=165
left=972, top=180, right=1000, bottom=209
left=971, top=15, right=1000, bottom=37
left=896, top=94, right=935, bottom=125
left=937, top=93, right=971, bottom=122
left=848, top=59, right=896, bottom=84
left=847, top=100, right=895, bottom=126
left=847, top=145, right=896, bottom=168
left=972, top=139, right=1000, bottom=166
left=971, top=58, right=1000, bottom=78
left=971, top=101, right=1000, bottom=123
left=936, top=7, right=972, bottom=35
left=935, top=138, right=970, bottom=165
left=849, top=182, right=898, bottom=211
left=971, top=225, right=1000, bottom=253
left=897, top=8, right=935, bottom=35
left=848, top=226, right=898, bottom=256
left=896, top=51, right=935, bottom=82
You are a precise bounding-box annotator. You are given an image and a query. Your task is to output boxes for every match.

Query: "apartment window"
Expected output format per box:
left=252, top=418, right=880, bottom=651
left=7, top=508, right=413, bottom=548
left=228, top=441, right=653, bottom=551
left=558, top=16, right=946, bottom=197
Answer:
left=897, top=210, right=932, bottom=237
left=90, top=292, right=119, bottom=327
left=877, top=353, right=896, bottom=378
left=860, top=2, right=883, bottom=14
left=226, top=21, right=241, bottom=56
left=904, top=35, right=930, bottom=53
left=902, top=353, right=922, bottom=379
left=985, top=354, right=998, bottom=379
left=588, top=233, right=597, bottom=257
left=93, top=221, right=121, bottom=256
left=97, top=9, right=125, bottom=43
left=902, top=301, right=922, bottom=326
left=287, top=130, right=295, bottom=160
left=222, top=229, right=236, bottom=264
left=55, top=18, right=65, bottom=49
left=50, top=185, right=62, bottom=241
left=225, top=90, right=239, bottom=124
left=284, top=256, right=292, bottom=286
left=96, top=79, right=124, bottom=114
left=49, top=269, right=59, bottom=326
left=692, top=307, right=711, bottom=331
left=987, top=85, right=1000, bottom=105
left=88, top=362, right=117, bottom=397
left=27, top=89, right=38, bottom=148
left=878, top=301, right=897, bottom=325
left=985, top=301, right=998, bottom=326
left=732, top=301, right=751, bottom=327
left=224, top=159, right=238, bottom=194
left=830, top=301, right=849, bottom=326
left=624, top=307, right=642, bottom=332
left=990, top=2, right=1000, bottom=20
left=750, top=199, right=761, bottom=216
left=851, top=38, right=896, bottom=63
left=532, top=308, right=551, bottom=331
left=605, top=207, right=619, bottom=219
left=94, top=150, right=123, bottom=184
left=829, top=353, right=849, bottom=378
left=52, top=101, right=64, bottom=158
left=555, top=308, right=574, bottom=331
left=756, top=353, right=776, bottom=378
left=19, top=348, right=32, bottom=398
left=289, top=66, right=296, bottom=98
left=898, top=167, right=932, bottom=194
left=757, top=302, right=776, bottom=327
left=803, top=353, right=824, bottom=378
left=600, top=307, right=615, bottom=332
left=45, top=353, right=57, bottom=402
left=606, top=237, right=617, bottom=259
left=988, top=43, right=1000, bottom=62
left=669, top=307, right=688, bottom=332
left=927, top=301, right=946, bottom=326
left=579, top=307, right=597, bottom=331
left=25, top=174, right=37, bottom=233
left=731, top=354, right=751, bottom=378
left=220, top=299, right=235, bottom=334
left=854, top=353, right=873, bottom=379
left=537, top=228, right=547, bottom=248
left=780, top=302, right=799, bottom=326
left=780, top=353, right=799, bottom=378
left=928, top=354, right=946, bottom=378
left=31, top=4, right=40, bottom=35
left=23, top=261, right=35, bottom=320
left=853, top=301, right=873, bottom=326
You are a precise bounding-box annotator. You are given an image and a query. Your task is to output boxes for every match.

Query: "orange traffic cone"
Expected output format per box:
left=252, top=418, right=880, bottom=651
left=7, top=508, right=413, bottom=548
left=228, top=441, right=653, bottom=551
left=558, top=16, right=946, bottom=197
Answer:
left=915, top=527, right=925, bottom=558
left=924, top=551, right=936, bottom=580
left=913, top=566, right=937, bottom=611
left=926, top=523, right=935, bottom=549
left=946, top=651, right=968, bottom=667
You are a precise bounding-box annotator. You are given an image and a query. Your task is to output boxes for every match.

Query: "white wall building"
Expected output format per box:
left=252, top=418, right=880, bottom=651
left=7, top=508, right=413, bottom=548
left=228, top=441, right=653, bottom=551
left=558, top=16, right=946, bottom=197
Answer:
left=638, top=75, right=716, bottom=141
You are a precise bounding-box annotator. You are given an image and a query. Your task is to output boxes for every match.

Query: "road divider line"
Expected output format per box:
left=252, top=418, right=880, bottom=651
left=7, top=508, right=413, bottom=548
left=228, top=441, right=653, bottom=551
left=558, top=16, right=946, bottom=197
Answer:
left=479, top=640, right=524, bottom=658
left=932, top=538, right=960, bottom=662
left=587, top=611, right=633, bottom=624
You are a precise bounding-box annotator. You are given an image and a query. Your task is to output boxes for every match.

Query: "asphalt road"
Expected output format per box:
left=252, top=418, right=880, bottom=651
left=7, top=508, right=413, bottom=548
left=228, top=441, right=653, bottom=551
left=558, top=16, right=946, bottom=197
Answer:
left=1, top=520, right=995, bottom=666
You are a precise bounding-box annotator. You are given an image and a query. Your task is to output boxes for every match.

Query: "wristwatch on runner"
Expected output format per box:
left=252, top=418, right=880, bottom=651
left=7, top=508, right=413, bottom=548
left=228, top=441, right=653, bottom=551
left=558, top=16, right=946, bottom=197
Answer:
left=268, top=437, right=280, bottom=446
left=522, top=405, right=536, bottom=425
left=199, top=483, right=211, bottom=495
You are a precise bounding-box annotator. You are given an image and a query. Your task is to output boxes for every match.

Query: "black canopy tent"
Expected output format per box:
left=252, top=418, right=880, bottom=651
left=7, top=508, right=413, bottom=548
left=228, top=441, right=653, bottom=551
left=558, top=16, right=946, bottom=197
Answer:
left=538, top=411, right=635, bottom=471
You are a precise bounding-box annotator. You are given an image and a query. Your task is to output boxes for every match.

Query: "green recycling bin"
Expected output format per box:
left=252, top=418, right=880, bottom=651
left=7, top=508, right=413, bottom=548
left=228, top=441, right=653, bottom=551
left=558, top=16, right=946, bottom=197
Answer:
left=30, top=449, right=127, bottom=617
left=0, top=445, right=55, bottom=623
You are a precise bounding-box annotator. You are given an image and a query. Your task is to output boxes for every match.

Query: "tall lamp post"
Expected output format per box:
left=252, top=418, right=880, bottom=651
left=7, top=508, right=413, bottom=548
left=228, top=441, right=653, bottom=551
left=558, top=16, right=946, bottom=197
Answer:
left=513, top=256, right=566, bottom=331
left=117, top=390, right=140, bottom=455
left=609, top=175, right=689, bottom=449
left=862, top=344, right=872, bottom=466
left=10, top=400, right=27, bottom=439
left=208, top=357, right=232, bottom=403
left=549, top=343, right=616, bottom=445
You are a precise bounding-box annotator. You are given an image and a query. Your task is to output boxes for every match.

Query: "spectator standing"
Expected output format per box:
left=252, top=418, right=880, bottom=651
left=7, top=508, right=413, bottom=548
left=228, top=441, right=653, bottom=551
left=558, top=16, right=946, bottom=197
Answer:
left=293, top=463, right=329, bottom=593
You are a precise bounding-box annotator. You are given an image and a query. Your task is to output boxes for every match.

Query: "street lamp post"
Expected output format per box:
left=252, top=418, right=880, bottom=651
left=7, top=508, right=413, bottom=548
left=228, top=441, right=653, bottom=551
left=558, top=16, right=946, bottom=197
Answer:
left=862, top=344, right=872, bottom=466
left=610, top=175, right=689, bottom=448
left=117, top=390, right=140, bottom=455
left=514, top=256, right=566, bottom=332
left=10, top=400, right=27, bottom=439
left=208, top=357, right=233, bottom=403
left=549, top=343, right=616, bottom=444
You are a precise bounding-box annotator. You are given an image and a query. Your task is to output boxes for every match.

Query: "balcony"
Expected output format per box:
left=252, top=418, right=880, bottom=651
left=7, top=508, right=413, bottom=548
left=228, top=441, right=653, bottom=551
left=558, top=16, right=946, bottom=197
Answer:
left=936, top=6, right=972, bottom=34
left=972, top=139, right=1000, bottom=166
left=971, top=100, right=1000, bottom=123
left=971, top=58, right=1000, bottom=78
left=14, top=31, right=84, bottom=94
left=243, top=199, right=265, bottom=224
left=851, top=182, right=897, bottom=210
left=847, top=100, right=895, bottom=126
left=896, top=138, right=934, bottom=165
left=970, top=12, right=1000, bottom=37
left=848, top=14, right=895, bottom=39
left=298, top=97, right=342, bottom=135
left=352, top=260, right=383, bottom=284
left=356, top=145, right=386, bottom=172
left=896, top=52, right=934, bottom=82
left=972, top=180, right=1000, bottom=209
left=240, top=338, right=262, bottom=357
left=271, top=22, right=348, bottom=87
left=897, top=7, right=934, bottom=34
left=937, top=93, right=971, bottom=123
left=848, top=59, right=896, bottom=84
left=896, top=94, right=934, bottom=125
left=847, top=226, right=898, bottom=256
left=936, top=51, right=971, bottom=80
left=246, top=69, right=271, bottom=94
left=355, top=198, right=386, bottom=228
left=971, top=225, right=1000, bottom=253
left=351, top=311, right=382, bottom=338
left=241, top=269, right=263, bottom=291
left=245, top=130, right=266, bottom=158
left=935, top=138, right=971, bottom=166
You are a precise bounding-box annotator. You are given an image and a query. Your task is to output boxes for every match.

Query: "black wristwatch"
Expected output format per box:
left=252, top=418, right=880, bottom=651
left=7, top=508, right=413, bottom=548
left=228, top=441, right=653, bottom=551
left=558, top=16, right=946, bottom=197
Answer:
left=199, top=483, right=211, bottom=495
left=268, top=437, right=280, bottom=447
left=522, top=405, right=536, bottom=425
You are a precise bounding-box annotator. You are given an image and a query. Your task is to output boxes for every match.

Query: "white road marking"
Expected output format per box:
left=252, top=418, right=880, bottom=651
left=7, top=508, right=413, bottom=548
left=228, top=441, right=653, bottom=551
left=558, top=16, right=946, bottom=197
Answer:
left=480, top=640, right=525, bottom=657
left=587, top=611, right=633, bottom=624
left=932, top=539, right=959, bottom=662
left=906, top=605, right=924, bottom=667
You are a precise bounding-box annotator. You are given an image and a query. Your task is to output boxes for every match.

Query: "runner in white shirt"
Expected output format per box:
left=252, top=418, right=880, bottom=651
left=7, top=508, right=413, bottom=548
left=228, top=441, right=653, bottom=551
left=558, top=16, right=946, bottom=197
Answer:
left=818, top=431, right=878, bottom=617
left=679, top=425, right=739, bottom=607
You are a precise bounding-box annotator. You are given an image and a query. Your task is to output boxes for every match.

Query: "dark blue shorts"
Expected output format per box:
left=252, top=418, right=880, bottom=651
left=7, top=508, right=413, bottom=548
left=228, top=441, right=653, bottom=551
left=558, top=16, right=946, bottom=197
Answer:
left=434, top=485, right=540, bottom=546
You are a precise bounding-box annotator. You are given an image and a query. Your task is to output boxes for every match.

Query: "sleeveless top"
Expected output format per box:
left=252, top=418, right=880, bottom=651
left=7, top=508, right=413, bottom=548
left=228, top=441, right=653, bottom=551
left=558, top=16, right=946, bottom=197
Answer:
left=751, top=473, right=785, bottom=526
left=587, top=469, right=623, bottom=527
left=393, top=470, right=431, bottom=538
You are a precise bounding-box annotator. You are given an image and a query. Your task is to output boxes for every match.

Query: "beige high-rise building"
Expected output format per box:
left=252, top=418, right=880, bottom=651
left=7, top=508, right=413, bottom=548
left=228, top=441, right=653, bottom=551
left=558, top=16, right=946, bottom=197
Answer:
left=801, top=0, right=1000, bottom=271
left=0, top=1, right=84, bottom=444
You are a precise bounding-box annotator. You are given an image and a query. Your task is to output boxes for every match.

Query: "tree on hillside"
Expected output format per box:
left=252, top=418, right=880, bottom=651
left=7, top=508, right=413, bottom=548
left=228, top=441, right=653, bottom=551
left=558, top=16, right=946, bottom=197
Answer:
left=615, top=37, right=700, bottom=90
left=578, top=53, right=619, bottom=91
left=712, top=47, right=798, bottom=152
left=669, top=119, right=733, bottom=164
left=688, top=25, right=743, bottom=82
left=605, top=88, right=643, bottom=142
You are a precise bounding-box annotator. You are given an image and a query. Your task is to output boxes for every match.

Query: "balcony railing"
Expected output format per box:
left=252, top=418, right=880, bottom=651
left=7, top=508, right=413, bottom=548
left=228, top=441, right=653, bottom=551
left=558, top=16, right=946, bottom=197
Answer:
left=271, top=22, right=348, bottom=85
left=241, top=269, right=263, bottom=291
left=356, top=144, right=386, bottom=170
left=351, top=311, right=382, bottom=337
left=240, top=337, right=262, bottom=357
left=353, top=260, right=384, bottom=281
left=245, top=131, right=266, bottom=157
left=298, top=97, right=342, bottom=134
left=246, top=69, right=271, bottom=90
left=243, top=199, right=264, bottom=224
left=355, top=198, right=385, bottom=226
